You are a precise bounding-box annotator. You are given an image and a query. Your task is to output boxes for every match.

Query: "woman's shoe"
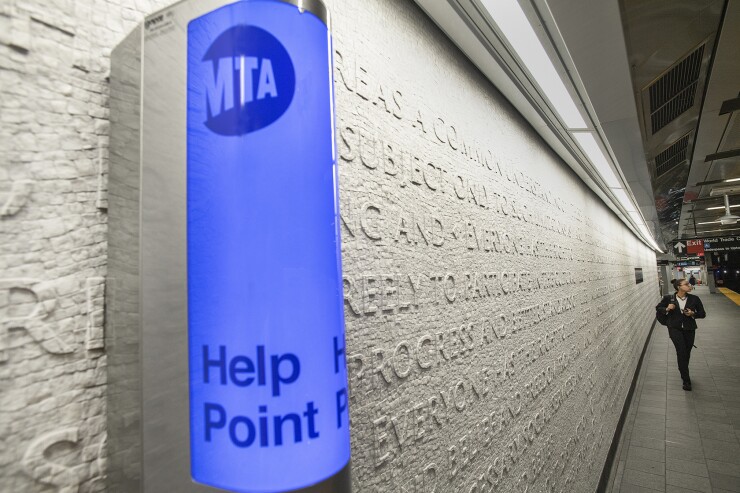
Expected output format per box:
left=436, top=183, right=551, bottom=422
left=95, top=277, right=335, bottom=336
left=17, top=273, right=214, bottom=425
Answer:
left=682, top=381, right=692, bottom=391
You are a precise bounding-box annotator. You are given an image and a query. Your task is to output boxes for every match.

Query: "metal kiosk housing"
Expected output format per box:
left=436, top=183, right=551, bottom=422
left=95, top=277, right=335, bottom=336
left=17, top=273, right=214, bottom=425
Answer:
left=107, top=0, right=351, bottom=491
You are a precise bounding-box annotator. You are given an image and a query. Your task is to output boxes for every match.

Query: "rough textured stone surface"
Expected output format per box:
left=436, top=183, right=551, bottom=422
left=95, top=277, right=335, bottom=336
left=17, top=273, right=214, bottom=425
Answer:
left=0, top=1, right=173, bottom=492
left=1, top=0, right=658, bottom=492
left=329, top=1, right=657, bottom=491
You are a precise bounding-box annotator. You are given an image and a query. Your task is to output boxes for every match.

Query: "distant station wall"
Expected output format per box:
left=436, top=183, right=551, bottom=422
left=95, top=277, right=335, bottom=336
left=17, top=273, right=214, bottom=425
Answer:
left=0, top=0, right=657, bottom=492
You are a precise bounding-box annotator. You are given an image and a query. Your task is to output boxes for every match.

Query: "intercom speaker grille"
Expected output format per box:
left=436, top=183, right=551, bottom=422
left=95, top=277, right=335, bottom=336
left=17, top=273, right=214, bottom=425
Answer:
left=648, top=44, right=705, bottom=134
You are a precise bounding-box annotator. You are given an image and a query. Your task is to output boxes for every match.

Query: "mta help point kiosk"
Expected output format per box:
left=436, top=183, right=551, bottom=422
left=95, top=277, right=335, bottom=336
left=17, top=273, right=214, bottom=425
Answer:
left=108, top=1, right=351, bottom=491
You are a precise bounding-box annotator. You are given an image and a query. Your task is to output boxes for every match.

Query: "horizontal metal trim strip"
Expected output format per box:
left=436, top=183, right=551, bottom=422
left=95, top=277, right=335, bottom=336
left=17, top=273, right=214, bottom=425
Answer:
left=705, top=148, right=740, bottom=162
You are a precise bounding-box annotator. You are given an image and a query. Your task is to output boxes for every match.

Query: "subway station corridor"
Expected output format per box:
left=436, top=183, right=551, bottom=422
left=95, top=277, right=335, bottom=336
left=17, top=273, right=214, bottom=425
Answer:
left=4, top=0, right=740, bottom=490
left=609, top=286, right=740, bottom=492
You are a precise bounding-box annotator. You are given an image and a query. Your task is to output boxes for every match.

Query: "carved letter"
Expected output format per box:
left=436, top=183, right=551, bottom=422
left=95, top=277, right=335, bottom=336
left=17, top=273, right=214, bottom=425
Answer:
left=392, top=341, right=412, bottom=379
left=433, top=117, right=446, bottom=143
left=334, top=50, right=355, bottom=92
left=0, top=279, right=74, bottom=362
left=85, top=277, right=105, bottom=352
left=360, top=204, right=382, bottom=241
left=372, top=416, right=391, bottom=467
left=339, top=126, right=357, bottom=163
left=342, top=278, right=362, bottom=316
left=22, top=428, right=81, bottom=493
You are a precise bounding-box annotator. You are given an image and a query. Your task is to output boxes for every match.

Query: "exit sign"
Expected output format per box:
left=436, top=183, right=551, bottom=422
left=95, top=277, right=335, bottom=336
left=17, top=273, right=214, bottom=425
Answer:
left=686, top=239, right=704, bottom=255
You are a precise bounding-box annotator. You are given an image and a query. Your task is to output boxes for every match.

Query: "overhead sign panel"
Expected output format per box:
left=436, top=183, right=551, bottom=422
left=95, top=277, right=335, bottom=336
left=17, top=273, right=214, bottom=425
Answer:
left=703, top=236, right=740, bottom=252
left=675, top=260, right=701, bottom=267
left=187, top=1, right=350, bottom=492
left=686, top=239, right=704, bottom=255
left=672, top=237, right=740, bottom=256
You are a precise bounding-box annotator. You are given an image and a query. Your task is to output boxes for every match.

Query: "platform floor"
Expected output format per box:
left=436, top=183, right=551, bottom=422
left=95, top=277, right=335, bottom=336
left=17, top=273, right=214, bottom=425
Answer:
left=608, top=285, right=740, bottom=493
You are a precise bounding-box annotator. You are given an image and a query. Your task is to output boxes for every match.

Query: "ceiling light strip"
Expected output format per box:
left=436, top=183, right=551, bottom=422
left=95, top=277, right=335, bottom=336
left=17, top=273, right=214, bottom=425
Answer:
left=479, top=0, right=586, bottom=129
left=476, top=0, right=660, bottom=251
left=571, top=132, right=621, bottom=188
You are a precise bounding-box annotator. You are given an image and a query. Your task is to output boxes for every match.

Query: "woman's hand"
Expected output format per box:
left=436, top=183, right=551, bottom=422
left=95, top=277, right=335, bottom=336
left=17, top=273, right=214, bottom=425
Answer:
left=683, top=308, right=695, bottom=317
left=666, top=303, right=676, bottom=311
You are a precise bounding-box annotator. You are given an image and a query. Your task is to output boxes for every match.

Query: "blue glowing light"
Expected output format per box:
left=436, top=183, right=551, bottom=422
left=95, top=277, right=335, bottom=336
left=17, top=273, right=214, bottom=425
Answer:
left=187, top=2, right=349, bottom=491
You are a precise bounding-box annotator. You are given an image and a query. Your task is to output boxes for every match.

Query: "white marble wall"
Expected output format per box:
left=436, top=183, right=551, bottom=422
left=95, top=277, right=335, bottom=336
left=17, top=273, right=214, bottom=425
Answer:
left=330, top=1, right=657, bottom=491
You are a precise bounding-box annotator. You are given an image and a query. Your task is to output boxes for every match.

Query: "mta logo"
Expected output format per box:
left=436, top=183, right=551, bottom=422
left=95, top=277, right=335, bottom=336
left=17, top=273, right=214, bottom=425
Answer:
left=203, top=25, right=295, bottom=136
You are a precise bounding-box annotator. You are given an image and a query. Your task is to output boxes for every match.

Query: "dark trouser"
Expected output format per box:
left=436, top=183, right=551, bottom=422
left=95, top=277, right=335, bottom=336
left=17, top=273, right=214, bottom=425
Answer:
left=668, top=327, right=696, bottom=383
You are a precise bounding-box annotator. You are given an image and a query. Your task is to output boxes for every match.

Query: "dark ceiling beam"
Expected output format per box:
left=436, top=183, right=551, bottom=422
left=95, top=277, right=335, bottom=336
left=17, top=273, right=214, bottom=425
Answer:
left=705, top=148, right=740, bottom=162
left=695, top=178, right=730, bottom=186
left=684, top=196, right=729, bottom=204
left=718, top=92, right=740, bottom=115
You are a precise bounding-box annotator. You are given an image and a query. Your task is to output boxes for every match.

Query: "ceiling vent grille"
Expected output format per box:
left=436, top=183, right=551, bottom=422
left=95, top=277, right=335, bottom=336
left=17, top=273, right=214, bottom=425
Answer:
left=648, top=45, right=705, bottom=134
left=655, top=133, right=691, bottom=177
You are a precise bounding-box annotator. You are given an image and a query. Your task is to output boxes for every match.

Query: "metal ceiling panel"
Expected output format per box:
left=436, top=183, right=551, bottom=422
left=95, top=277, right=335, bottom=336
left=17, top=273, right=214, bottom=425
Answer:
left=621, top=0, right=724, bottom=244
left=542, top=0, right=662, bottom=241
left=680, top=0, right=740, bottom=238
left=647, top=45, right=705, bottom=134
left=705, top=162, right=740, bottom=182
left=719, top=112, right=740, bottom=151
left=655, top=133, right=692, bottom=176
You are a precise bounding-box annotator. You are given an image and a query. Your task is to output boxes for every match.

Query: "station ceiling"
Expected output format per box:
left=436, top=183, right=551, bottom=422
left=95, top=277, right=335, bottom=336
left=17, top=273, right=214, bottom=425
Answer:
left=618, top=0, right=739, bottom=243
left=414, top=0, right=740, bottom=249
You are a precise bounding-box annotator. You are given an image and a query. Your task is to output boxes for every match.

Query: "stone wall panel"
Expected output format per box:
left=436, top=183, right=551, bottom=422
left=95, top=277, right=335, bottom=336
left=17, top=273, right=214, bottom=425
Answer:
left=0, top=1, right=172, bottom=491
left=328, top=1, right=657, bottom=491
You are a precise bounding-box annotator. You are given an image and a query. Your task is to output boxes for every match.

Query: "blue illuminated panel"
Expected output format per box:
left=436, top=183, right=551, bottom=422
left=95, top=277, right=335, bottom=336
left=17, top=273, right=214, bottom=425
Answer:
left=187, top=1, right=349, bottom=491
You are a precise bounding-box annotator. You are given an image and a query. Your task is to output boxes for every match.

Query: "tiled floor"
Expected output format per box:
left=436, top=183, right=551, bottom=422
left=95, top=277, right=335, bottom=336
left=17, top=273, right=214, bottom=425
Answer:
left=609, top=285, right=740, bottom=493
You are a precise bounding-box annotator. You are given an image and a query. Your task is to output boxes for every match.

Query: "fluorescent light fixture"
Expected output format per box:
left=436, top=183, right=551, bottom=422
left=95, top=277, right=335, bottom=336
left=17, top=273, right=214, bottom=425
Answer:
left=637, top=224, right=662, bottom=251
left=706, top=204, right=739, bottom=210
left=572, top=132, right=621, bottom=188
left=611, top=188, right=636, bottom=212
left=480, top=0, right=587, bottom=129
left=700, top=227, right=740, bottom=233
left=725, top=178, right=740, bottom=183
left=628, top=210, right=643, bottom=225
left=697, top=220, right=720, bottom=225
left=631, top=218, right=661, bottom=251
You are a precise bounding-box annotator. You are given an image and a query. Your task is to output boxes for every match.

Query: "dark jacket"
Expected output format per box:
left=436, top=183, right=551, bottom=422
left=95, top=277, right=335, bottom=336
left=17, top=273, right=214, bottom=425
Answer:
left=656, top=293, right=706, bottom=330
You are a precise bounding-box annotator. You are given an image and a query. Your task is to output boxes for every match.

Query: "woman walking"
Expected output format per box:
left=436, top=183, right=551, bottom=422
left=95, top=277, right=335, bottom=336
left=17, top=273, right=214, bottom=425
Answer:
left=656, top=279, right=706, bottom=391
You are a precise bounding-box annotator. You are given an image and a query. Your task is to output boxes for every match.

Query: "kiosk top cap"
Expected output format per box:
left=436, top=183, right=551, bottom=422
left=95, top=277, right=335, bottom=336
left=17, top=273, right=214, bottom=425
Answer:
left=146, top=0, right=331, bottom=29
